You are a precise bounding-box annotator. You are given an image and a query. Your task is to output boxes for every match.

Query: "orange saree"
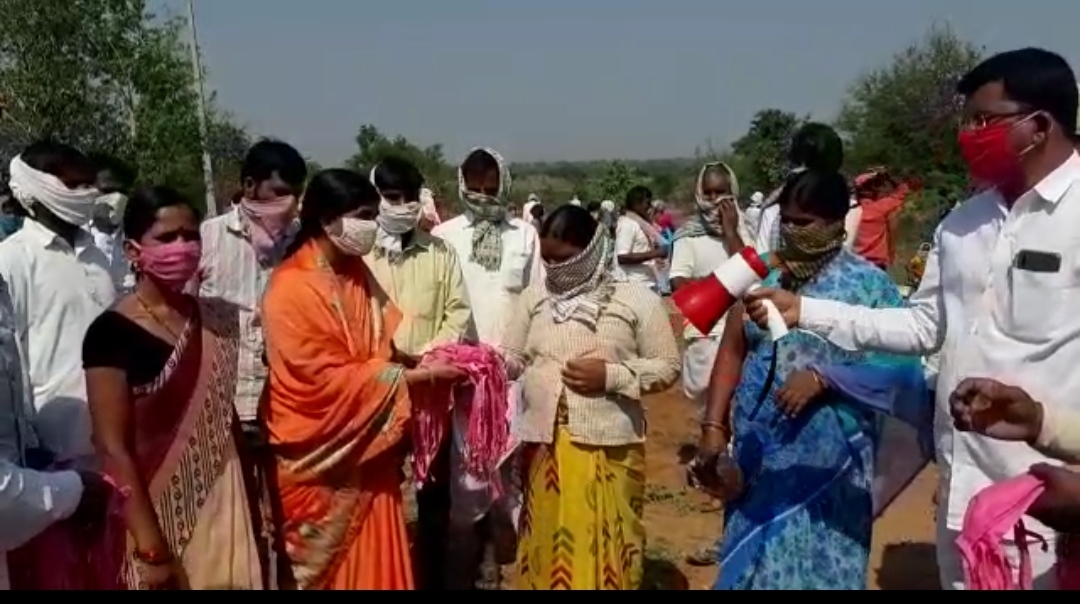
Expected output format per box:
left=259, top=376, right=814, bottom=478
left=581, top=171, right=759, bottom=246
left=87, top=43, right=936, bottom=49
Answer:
left=262, top=240, right=414, bottom=590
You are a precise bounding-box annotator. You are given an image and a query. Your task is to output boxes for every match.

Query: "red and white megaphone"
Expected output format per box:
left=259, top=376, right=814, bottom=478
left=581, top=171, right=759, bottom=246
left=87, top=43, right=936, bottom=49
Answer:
left=671, top=246, right=789, bottom=341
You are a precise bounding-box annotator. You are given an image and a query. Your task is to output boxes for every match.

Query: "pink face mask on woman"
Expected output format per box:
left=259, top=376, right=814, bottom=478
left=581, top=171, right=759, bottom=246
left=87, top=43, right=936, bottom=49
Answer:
left=133, top=240, right=201, bottom=291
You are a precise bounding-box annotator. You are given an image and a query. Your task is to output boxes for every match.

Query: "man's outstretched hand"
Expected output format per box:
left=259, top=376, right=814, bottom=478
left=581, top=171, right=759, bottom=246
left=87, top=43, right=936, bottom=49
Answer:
left=744, top=288, right=800, bottom=329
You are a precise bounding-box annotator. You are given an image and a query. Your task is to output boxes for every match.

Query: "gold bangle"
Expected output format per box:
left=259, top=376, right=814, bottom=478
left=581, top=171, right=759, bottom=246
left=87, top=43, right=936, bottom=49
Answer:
left=809, top=370, right=825, bottom=389
left=701, top=420, right=728, bottom=432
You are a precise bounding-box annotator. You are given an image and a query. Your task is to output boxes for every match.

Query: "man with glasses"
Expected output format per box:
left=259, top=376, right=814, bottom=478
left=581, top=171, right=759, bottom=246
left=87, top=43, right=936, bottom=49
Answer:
left=746, top=48, right=1080, bottom=590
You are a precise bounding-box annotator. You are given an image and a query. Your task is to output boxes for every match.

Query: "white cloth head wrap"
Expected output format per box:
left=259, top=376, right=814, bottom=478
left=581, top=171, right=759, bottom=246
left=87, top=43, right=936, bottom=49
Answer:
left=9, top=156, right=98, bottom=226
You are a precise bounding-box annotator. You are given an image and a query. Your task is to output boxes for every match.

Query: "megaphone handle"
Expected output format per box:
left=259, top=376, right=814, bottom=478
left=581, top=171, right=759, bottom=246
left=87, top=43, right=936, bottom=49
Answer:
left=761, top=299, right=789, bottom=341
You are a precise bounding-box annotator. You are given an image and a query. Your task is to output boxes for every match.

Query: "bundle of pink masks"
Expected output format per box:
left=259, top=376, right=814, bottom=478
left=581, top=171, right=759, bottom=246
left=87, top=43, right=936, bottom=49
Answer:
left=413, top=342, right=509, bottom=486
left=957, top=472, right=1080, bottom=590
left=8, top=475, right=130, bottom=590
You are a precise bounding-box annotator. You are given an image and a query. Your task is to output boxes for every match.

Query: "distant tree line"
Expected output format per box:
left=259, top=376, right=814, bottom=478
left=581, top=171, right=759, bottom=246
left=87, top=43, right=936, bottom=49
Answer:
left=0, top=1, right=980, bottom=252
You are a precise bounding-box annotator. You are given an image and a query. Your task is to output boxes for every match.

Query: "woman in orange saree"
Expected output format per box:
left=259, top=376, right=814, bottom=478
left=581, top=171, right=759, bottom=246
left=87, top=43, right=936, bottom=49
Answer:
left=262, top=169, right=463, bottom=590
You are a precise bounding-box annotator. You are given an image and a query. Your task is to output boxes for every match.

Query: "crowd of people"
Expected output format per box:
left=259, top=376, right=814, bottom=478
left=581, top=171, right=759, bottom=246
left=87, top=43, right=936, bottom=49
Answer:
left=2, top=45, right=1080, bottom=591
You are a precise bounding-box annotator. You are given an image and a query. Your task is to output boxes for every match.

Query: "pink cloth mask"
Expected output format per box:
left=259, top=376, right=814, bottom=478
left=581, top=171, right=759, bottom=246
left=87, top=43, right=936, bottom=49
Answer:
left=135, top=240, right=201, bottom=291
left=239, top=195, right=296, bottom=260
left=957, top=473, right=1050, bottom=590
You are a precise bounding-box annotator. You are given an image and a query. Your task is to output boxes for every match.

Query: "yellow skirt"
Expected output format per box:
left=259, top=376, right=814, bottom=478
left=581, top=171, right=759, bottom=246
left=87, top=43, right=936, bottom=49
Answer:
left=516, top=425, right=645, bottom=590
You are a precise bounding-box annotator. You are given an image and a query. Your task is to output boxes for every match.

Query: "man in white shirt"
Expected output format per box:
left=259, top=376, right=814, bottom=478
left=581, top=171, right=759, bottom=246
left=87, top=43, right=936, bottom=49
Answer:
left=197, top=143, right=306, bottom=580
left=87, top=154, right=135, bottom=293
left=432, top=146, right=542, bottom=589
left=0, top=141, right=115, bottom=468
left=0, top=275, right=108, bottom=589
left=746, top=48, right=1080, bottom=590
left=615, top=185, right=665, bottom=289
left=670, top=162, right=751, bottom=412
left=198, top=140, right=307, bottom=440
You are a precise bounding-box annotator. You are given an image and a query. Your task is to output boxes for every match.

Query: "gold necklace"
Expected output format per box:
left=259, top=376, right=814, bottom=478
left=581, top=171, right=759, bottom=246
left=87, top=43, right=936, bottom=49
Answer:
left=134, top=292, right=182, bottom=340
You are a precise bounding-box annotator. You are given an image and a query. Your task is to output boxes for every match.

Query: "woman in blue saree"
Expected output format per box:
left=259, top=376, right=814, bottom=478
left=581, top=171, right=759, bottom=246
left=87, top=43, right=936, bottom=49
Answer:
left=691, top=169, right=926, bottom=590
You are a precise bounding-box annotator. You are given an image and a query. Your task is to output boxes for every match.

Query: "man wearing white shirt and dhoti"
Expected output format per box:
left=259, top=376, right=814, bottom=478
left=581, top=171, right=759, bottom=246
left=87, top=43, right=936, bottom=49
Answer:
left=746, top=48, right=1080, bottom=590
left=432, top=146, right=543, bottom=589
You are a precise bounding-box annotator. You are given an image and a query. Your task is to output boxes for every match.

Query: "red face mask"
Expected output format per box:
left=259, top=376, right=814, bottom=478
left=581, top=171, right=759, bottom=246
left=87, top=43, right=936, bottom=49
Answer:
left=957, top=120, right=1030, bottom=196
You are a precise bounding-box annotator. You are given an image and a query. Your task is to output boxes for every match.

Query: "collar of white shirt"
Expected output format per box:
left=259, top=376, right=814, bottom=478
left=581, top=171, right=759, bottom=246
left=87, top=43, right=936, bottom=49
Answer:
left=1023, top=151, right=1080, bottom=206
left=19, top=219, right=95, bottom=254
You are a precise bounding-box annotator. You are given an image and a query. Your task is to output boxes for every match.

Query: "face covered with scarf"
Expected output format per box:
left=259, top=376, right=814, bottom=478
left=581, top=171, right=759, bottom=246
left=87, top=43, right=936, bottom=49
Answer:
left=541, top=210, right=613, bottom=329
left=8, top=154, right=99, bottom=228
left=459, top=146, right=512, bottom=271
left=239, top=170, right=301, bottom=264
left=676, top=162, right=740, bottom=240
left=775, top=171, right=848, bottom=286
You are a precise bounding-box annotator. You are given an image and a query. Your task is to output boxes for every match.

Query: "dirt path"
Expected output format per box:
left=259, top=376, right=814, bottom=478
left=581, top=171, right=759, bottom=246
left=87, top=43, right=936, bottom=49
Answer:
left=640, top=386, right=941, bottom=590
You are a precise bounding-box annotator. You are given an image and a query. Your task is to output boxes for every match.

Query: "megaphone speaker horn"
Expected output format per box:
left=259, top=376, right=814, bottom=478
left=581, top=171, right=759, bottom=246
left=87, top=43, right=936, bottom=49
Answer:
left=672, top=246, right=770, bottom=336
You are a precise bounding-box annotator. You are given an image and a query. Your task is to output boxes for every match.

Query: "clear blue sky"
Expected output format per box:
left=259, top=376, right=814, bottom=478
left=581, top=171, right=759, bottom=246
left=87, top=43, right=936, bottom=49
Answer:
left=159, top=0, right=1080, bottom=166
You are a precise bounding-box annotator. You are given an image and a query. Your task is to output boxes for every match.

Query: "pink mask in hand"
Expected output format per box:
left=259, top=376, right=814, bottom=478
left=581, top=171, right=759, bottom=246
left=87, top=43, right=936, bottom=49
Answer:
left=957, top=473, right=1047, bottom=590
left=133, top=240, right=201, bottom=291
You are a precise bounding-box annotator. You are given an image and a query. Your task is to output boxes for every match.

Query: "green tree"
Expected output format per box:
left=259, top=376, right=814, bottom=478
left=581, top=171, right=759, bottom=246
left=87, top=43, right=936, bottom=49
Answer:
left=584, top=161, right=648, bottom=205
left=729, top=109, right=805, bottom=194
left=0, top=0, right=248, bottom=211
left=837, top=25, right=982, bottom=267
left=0, top=0, right=130, bottom=156
left=345, top=124, right=453, bottom=195
left=837, top=25, right=981, bottom=216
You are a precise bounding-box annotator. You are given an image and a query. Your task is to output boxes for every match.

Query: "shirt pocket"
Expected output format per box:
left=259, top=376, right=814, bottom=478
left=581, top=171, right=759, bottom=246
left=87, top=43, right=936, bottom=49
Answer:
left=501, top=251, right=531, bottom=293
left=1007, top=253, right=1080, bottom=342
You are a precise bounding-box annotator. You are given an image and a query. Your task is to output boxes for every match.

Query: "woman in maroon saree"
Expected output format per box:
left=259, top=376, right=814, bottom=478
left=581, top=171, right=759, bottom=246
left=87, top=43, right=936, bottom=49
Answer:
left=83, top=186, right=264, bottom=589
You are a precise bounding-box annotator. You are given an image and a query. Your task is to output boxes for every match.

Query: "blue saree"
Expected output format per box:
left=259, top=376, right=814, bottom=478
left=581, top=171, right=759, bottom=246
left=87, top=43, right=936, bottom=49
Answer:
left=715, top=250, right=925, bottom=590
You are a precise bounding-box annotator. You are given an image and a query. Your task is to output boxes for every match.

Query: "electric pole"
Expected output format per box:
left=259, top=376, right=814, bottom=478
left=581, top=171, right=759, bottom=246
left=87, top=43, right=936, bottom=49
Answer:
left=187, top=0, right=217, bottom=217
